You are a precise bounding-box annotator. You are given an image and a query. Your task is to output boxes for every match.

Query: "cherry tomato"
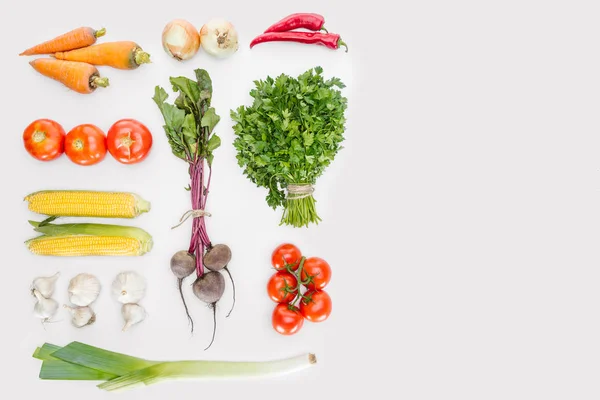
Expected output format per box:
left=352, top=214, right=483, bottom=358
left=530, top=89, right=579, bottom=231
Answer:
left=23, top=119, right=65, bottom=161
left=65, top=124, right=107, bottom=166
left=300, top=290, right=332, bottom=323
left=272, top=303, right=304, bottom=335
left=267, top=271, right=298, bottom=303
left=272, top=243, right=302, bottom=271
left=107, top=119, right=153, bottom=164
left=300, top=257, right=332, bottom=290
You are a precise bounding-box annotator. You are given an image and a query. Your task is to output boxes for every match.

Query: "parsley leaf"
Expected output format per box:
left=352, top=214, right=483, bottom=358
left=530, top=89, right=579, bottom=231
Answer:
left=231, top=67, right=347, bottom=222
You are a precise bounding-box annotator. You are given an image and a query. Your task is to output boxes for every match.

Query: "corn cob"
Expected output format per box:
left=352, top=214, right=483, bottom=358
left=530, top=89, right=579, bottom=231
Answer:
left=26, top=221, right=153, bottom=257
left=24, top=190, right=151, bottom=218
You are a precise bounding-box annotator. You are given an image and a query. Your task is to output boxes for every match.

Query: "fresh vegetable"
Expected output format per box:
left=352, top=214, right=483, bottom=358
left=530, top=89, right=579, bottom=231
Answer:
left=31, top=273, right=60, bottom=299
left=232, top=67, right=347, bottom=227
left=250, top=32, right=348, bottom=52
left=23, top=119, right=65, bottom=161
left=272, top=303, right=304, bottom=335
left=25, top=190, right=150, bottom=218
left=155, top=69, right=232, bottom=347
left=68, top=273, right=101, bottom=306
left=64, top=124, right=107, bottom=165
left=162, top=19, right=200, bottom=61
left=54, top=41, right=151, bottom=69
left=33, top=341, right=317, bottom=391
left=300, top=257, right=331, bottom=290
left=64, top=305, right=96, bottom=328
left=267, top=244, right=333, bottom=334
left=121, top=303, right=146, bottom=331
left=264, top=13, right=327, bottom=33
left=299, top=290, right=332, bottom=322
left=192, top=271, right=225, bottom=349
left=20, top=27, right=106, bottom=56
left=111, top=271, right=146, bottom=304
left=170, top=250, right=196, bottom=330
left=272, top=243, right=302, bottom=271
left=106, top=119, right=153, bottom=164
left=267, top=271, right=298, bottom=303
left=29, top=59, right=109, bottom=94
left=204, top=244, right=236, bottom=317
left=33, top=290, right=59, bottom=323
left=26, top=221, right=153, bottom=257
left=199, top=18, right=239, bottom=58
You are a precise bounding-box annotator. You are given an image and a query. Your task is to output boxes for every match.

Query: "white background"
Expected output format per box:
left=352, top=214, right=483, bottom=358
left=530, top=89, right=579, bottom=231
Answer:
left=0, top=0, right=598, bottom=398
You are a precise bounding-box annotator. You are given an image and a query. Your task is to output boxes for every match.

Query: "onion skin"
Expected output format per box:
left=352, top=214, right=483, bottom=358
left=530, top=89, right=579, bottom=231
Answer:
left=162, top=19, right=200, bottom=61
left=199, top=18, right=239, bottom=58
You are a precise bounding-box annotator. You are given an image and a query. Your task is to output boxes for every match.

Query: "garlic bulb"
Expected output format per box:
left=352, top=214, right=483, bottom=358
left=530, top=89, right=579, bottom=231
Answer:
left=111, top=271, right=146, bottom=304
left=162, top=19, right=200, bottom=61
left=199, top=18, right=239, bottom=58
left=33, top=290, right=59, bottom=322
left=64, top=305, right=96, bottom=328
left=122, top=303, right=146, bottom=331
left=31, top=272, right=59, bottom=298
left=68, top=273, right=101, bottom=306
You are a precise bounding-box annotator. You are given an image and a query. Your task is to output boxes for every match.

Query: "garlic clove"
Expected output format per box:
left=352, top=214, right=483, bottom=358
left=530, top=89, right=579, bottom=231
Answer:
left=68, top=273, right=101, bottom=306
left=31, top=272, right=60, bottom=299
left=64, top=305, right=96, bottom=328
left=122, top=303, right=146, bottom=331
left=111, top=271, right=146, bottom=304
left=33, top=290, right=59, bottom=321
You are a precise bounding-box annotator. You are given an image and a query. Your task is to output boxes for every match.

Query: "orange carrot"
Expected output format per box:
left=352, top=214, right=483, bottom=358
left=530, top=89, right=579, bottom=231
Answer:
left=20, top=27, right=106, bottom=56
left=54, top=41, right=151, bottom=70
left=29, top=59, right=109, bottom=94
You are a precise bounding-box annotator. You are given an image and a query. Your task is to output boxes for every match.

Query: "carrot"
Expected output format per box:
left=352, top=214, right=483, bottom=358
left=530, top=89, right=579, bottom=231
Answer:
left=54, top=41, right=151, bottom=70
left=20, top=27, right=106, bottom=56
left=29, top=59, right=109, bottom=94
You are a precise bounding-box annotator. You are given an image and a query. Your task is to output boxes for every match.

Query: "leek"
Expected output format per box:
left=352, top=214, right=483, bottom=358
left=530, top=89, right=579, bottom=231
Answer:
left=34, top=342, right=317, bottom=392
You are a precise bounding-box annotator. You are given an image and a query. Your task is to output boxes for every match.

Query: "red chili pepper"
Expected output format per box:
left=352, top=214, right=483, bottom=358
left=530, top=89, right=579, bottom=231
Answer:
left=250, top=32, right=348, bottom=52
left=264, top=13, right=327, bottom=33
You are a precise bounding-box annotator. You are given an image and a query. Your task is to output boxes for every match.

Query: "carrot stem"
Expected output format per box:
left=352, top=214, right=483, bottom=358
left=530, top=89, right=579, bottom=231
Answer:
left=94, top=28, right=106, bottom=38
left=91, top=76, right=109, bottom=88
left=134, top=50, right=151, bottom=66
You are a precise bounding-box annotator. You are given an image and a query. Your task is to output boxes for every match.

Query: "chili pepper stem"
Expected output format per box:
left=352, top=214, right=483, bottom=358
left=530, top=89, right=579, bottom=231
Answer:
left=338, top=39, right=348, bottom=52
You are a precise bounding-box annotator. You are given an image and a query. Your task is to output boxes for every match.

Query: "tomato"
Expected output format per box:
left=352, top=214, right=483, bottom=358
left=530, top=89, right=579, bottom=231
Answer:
left=267, top=271, right=298, bottom=303
left=65, top=124, right=107, bottom=166
left=300, top=257, right=332, bottom=290
left=272, top=303, right=304, bottom=335
left=300, top=290, right=332, bottom=323
left=23, top=119, right=65, bottom=161
left=107, top=119, right=153, bottom=164
left=272, top=243, right=302, bottom=271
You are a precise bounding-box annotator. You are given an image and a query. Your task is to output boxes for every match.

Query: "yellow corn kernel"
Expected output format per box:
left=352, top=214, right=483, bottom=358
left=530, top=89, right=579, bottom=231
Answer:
left=24, top=191, right=150, bottom=218
left=26, top=235, right=142, bottom=256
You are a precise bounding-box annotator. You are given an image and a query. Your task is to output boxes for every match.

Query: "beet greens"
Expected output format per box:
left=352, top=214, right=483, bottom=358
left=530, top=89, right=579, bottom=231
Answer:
left=154, top=69, right=232, bottom=348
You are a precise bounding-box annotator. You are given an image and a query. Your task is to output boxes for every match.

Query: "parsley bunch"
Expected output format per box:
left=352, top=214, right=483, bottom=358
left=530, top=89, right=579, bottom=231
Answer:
left=231, top=67, right=347, bottom=227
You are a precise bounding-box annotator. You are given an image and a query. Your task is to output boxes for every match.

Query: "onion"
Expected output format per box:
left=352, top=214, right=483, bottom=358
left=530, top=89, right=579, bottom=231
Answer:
left=199, top=18, right=239, bottom=58
left=162, top=19, right=200, bottom=61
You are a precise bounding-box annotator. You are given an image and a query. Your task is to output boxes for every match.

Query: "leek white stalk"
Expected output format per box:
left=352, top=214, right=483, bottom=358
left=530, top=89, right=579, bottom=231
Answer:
left=35, top=341, right=317, bottom=392
left=162, top=19, right=200, bottom=61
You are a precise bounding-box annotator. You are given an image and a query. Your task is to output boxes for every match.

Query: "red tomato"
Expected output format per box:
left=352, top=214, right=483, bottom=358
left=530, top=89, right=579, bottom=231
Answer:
left=300, top=257, right=332, bottom=290
left=65, top=124, right=107, bottom=166
left=107, top=119, right=153, bottom=164
left=272, top=243, right=302, bottom=271
left=23, top=119, right=65, bottom=161
left=300, top=290, right=332, bottom=323
left=267, top=271, right=298, bottom=303
left=272, top=303, right=304, bottom=335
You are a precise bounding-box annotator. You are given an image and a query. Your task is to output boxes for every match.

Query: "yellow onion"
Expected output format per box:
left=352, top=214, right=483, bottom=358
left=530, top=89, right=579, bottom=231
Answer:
left=162, top=19, right=200, bottom=61
left=199, top=18, right=239, bottom=58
